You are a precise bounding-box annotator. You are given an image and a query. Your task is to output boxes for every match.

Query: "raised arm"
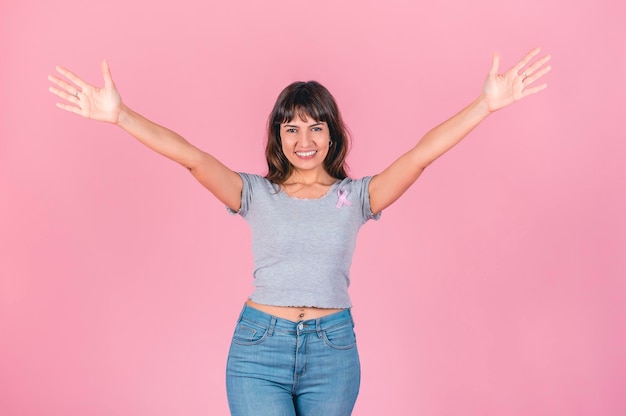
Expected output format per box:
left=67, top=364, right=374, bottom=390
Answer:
left=368, top=47, right=551, bottom=214
left=48, top=60, right=243, bottom=211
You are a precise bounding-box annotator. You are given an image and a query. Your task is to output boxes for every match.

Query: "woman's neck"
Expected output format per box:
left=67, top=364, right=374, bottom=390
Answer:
left=284, top=169, right=336, bottom=186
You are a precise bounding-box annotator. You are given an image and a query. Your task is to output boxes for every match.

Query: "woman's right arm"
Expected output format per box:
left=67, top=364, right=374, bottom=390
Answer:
left=48, top=60, right=243, bottom=211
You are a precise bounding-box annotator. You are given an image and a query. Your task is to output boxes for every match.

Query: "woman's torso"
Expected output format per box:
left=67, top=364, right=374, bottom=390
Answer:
left=245, top=299, right=345, bottom=322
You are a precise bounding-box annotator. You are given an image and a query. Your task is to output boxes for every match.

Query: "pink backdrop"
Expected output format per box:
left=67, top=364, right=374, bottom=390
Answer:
left=1, top=0, right=624, bottom=415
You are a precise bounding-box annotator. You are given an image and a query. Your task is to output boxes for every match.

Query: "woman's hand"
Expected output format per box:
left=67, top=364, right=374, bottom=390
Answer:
left=49, top=60, right=122, bottom=124
left=482, top=47, right=551, bottom=113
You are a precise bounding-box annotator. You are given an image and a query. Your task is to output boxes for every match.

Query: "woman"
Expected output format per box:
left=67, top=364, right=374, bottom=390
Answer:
left=48, top=47, right=551, bottom=415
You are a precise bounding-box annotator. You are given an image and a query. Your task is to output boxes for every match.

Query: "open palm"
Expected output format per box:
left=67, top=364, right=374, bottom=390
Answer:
left=483, top=47, right=551, bottom=113
left=49, top=60, right=122, bottom=124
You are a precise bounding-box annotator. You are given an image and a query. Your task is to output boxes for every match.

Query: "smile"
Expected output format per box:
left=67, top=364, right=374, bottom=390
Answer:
left=295, top=150, right=317, bottom=157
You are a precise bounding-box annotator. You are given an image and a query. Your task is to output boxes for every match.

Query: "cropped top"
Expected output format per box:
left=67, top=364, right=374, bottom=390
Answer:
left=228, top=173, right=380, bottom=308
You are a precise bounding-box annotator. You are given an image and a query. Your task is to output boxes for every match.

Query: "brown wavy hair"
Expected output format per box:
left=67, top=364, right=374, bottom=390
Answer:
left=265, top=81, right=350, bottom=184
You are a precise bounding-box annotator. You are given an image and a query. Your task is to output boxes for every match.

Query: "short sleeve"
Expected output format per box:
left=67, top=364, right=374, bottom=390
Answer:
left=357, top=176, right=382, bottom=222
left=226, top=172, right=254, bottom=217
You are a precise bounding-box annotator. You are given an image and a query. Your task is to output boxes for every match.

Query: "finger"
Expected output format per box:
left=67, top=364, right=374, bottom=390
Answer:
left=102, top=59, right=115, bottom=89
left=48, top=75, right=80, bottom=95
left=523, top=54, right=552, bottom=77
left=49, top=85, right=81, bottom=104
left=522, top=64, right=552, bottom=85
left=512, top=47, right=541, bottom=75
left=55, top=101, right=83, bottom=116
left=55, top=65, right=89, bottom=90
left=489, top=51, right=500, bottom=75
left=521, top=83, right=548, bottom=98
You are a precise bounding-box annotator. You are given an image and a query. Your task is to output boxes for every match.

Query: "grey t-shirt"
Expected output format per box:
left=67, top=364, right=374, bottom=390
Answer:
left=229, top=173, right=380, bottom=308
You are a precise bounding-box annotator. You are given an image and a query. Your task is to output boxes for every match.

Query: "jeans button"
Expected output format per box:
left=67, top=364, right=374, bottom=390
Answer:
left=297, top=323, right=304, bottom=330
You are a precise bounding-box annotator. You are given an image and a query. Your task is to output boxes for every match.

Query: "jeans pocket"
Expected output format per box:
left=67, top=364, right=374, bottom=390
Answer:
left=231, top=320, right=270, bottom=346
left=322, top=323, right=357, bottom=350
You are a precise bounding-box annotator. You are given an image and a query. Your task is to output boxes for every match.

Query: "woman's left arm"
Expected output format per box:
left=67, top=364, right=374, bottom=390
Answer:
left=369, top=47, right=551, bottom=214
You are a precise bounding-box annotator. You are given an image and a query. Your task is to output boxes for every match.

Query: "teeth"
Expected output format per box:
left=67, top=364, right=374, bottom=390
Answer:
left=296, top=150, right=317, bottom=157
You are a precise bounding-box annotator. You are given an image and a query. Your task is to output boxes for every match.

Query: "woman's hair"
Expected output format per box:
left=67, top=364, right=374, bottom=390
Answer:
left=265, top=81, right=350, bottom=184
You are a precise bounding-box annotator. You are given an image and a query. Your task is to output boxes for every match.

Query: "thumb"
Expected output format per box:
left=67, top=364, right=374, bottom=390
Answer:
left=488, top=51, right=500, bottom=76
left=102, top=59, right=115, bottom=89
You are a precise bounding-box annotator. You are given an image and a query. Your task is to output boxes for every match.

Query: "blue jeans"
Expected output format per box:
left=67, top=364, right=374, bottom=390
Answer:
left=226, top=304, right=361, bottom=416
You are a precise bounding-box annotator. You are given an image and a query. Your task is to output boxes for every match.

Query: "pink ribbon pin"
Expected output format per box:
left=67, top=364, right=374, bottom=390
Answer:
left=336, top=189, right=352, bottom=208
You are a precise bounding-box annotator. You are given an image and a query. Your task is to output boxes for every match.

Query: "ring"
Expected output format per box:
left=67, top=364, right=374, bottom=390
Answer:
left=74, top=91, right=79, bottom=97
left=522, top=72, right=528, bottom=79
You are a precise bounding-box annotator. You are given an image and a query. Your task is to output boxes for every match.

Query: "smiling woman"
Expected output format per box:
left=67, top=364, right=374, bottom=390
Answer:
left=280, top=117, right=333, bottom=179
left=265, top=80, right=351, bottom=187
left=48, top=47, right=550, bottom=416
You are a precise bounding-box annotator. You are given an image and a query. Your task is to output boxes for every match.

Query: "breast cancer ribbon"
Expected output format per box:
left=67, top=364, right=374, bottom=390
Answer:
left=336, top=189, right=352, bottom=208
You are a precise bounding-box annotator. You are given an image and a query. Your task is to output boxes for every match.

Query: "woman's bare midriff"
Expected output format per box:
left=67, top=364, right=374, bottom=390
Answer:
left=246, top=300, right=344, bottom=322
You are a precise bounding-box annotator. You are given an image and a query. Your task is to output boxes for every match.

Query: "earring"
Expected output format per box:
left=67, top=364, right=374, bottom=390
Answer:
left=329, top=140, right=333, bottom=146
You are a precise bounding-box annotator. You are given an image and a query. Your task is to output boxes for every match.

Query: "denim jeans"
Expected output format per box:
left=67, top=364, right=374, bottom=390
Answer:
left=226, top=304, right=361, bottom=416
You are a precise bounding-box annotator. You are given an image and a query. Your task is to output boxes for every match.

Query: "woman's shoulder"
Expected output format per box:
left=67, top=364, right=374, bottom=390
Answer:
left=337, top=175, right=374, bottom=189
left=238, top=172, right=268, bottom=183
left=238, top=172, right=279, bottom=192
left=335, top=175, right=376, bottom=201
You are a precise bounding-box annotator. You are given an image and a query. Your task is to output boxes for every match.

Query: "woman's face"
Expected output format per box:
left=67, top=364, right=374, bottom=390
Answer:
left=280, top=115, right=331, bottom=175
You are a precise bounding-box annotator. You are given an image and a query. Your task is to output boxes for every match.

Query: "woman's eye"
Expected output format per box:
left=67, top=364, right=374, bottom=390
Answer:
left=286, top=128, right=297, bottom=133
left=312, top=127, right=322, bottom=132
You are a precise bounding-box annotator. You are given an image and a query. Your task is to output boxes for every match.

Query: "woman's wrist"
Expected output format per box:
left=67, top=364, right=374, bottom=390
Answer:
left=473, top=93, right=495, bottom=118
left=115, top=103, right=133, bottom=128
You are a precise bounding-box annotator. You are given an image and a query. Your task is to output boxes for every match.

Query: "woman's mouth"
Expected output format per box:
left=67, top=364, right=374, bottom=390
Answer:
left=295, top=150, right=317, bottom=158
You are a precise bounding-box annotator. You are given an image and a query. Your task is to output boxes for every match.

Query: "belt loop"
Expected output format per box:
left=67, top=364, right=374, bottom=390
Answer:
left=315, top=318, right=323, bottom=338
left=268, top=316, right=277, bottom=336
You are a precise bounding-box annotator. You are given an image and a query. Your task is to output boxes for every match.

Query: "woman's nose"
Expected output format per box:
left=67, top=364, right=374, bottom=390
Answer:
left=301, top=131, right=312, bottom=145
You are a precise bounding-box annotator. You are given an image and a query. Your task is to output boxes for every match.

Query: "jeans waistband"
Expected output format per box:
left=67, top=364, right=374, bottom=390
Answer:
left=238, top=303, right=354, bottom=335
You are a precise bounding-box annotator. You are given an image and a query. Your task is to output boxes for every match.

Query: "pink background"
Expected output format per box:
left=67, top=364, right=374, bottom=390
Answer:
left=1, top=0, right=625, bottom=415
